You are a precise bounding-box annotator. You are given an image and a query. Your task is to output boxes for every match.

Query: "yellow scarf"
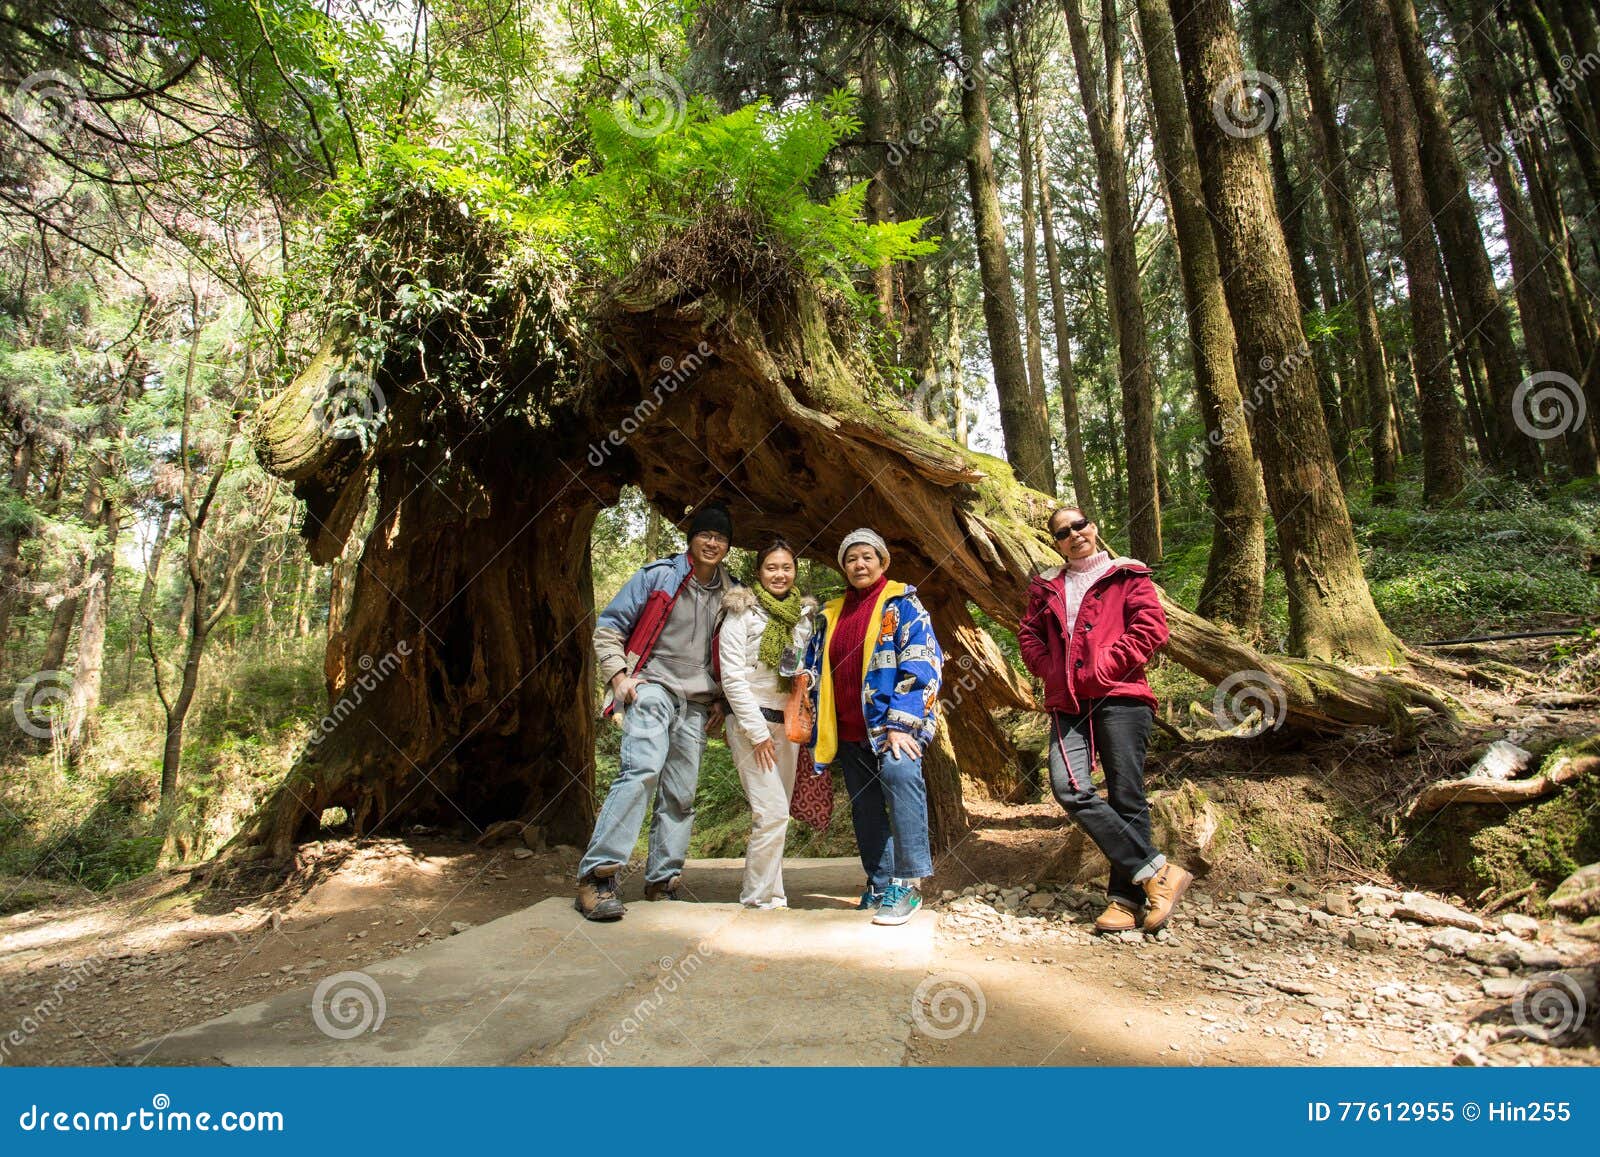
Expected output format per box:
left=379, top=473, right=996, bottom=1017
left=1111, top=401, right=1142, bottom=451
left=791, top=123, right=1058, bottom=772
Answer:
left=813, top=580, right=906, bottom=766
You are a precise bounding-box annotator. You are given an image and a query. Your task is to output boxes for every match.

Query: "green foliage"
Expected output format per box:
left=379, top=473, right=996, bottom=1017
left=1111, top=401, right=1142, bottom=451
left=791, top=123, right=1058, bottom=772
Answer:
left=381, top=90, right=936, bottom=317
left=1353, top=479, right=1600, bottom=636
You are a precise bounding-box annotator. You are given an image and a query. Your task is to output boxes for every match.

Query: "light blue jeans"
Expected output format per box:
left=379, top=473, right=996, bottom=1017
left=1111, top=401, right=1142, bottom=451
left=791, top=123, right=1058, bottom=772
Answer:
left=578, top=682, right=709, bottom=885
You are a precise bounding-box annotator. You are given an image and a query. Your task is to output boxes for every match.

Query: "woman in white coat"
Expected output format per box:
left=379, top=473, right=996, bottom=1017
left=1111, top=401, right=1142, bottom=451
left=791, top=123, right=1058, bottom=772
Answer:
left=718, top=539, right=815, bottom=909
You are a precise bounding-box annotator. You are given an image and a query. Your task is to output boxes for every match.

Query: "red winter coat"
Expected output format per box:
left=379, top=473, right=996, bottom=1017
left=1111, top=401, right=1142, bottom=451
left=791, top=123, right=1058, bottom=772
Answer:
left=1017, top=557, right=1169, bottom=714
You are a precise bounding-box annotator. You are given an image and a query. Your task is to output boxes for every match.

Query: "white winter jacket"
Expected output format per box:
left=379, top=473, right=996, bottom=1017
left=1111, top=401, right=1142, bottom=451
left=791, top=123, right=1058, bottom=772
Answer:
left=718, top=586, right=817, bottom=746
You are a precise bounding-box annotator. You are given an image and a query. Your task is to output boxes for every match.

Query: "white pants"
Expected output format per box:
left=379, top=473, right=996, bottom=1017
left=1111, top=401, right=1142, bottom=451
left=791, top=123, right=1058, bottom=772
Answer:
left=725, top=715, right=799, bottom=907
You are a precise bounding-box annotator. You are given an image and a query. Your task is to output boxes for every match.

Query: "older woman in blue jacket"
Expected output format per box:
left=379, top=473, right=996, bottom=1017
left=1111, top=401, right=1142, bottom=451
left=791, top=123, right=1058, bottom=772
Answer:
left=803, top=528, right=942, bottom=926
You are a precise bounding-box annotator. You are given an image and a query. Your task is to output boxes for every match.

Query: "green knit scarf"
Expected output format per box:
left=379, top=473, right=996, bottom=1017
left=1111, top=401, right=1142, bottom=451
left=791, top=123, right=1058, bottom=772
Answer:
left=753, top=583, right=803, bottom=685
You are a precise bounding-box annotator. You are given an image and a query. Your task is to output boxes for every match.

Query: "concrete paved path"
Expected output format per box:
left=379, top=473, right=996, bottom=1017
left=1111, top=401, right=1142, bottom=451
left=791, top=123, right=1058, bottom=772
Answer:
left=125, top=858, right=936, bottom=1067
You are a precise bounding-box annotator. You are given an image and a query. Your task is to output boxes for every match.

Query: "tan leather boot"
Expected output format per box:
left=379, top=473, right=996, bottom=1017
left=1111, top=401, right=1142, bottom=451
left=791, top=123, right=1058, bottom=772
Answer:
left=1094, top=900, right=1141, bottom=933
left=1141, top=862, right=1193, bottom=932
left=644, top=874, right=688, bottom=901
left=575, top=863, right=625, bottom=921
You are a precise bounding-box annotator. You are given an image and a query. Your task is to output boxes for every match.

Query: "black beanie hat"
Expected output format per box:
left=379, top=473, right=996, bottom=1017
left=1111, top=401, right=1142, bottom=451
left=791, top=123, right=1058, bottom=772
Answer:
left=687, top=501, right=732, bottom=542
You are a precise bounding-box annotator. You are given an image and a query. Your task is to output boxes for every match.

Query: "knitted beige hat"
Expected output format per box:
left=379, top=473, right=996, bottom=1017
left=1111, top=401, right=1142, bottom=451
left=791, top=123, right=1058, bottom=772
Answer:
left=837, top=528, right=890, bottom=569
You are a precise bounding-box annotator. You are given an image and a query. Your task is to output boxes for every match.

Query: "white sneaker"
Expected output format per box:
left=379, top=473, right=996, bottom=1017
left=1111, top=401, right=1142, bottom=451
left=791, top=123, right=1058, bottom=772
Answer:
left=746, top=897, right=788, bottom=910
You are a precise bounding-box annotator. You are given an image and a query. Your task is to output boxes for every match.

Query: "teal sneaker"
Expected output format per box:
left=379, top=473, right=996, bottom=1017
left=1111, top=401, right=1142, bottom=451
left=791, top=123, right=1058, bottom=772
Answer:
left=872, top=882, right=921, bottom=926
left=857, top=886, right=885, bottom=911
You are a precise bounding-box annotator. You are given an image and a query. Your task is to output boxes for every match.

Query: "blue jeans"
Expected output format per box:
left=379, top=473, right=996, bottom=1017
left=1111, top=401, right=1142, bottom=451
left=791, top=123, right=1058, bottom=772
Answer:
left=579, top=682, right=709, bottom=884
left=835, top=739, right=933, bottom=889
left=1048, top=698, right=1161, bottom=909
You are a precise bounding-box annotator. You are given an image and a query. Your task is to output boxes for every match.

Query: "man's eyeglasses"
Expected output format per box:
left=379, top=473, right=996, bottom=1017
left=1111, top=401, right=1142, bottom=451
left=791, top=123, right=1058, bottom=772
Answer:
left=692, top=532, right=729, bottom=547
left=1052, top=517, right=1091, bottom=541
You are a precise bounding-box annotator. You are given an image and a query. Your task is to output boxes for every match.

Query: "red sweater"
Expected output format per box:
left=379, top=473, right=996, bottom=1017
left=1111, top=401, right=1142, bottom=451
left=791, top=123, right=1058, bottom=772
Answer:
left=828, top=574, right=888, bottom=742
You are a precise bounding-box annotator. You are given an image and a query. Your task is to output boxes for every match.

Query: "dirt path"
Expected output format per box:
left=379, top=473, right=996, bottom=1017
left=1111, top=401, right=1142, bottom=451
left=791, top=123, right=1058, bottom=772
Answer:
left=2, top=843, right=1593, bottom=1067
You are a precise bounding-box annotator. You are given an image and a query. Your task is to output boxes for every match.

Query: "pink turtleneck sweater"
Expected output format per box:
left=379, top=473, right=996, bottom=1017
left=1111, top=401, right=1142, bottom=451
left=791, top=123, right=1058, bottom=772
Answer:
left=1056, top=550, right=1112, bottom=634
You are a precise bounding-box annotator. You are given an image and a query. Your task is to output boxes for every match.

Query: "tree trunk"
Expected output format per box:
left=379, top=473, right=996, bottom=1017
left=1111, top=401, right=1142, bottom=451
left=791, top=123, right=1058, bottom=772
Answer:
left=64, top=471, right=118, bottom=754
left=956, top=0, right=1057, bottom=495
left=1036, top=136, right=1096, bottom=515
left=1389, top=0, right=1540, bottom=479
left=1365, top=0, right=1468, bottom=504
left=1512, top=0, right=1600, bottom=214
left=1300, top=16, right=1397, bottom=492
left=124, top=503, right=174, bottom=694
left=1268, top=121, right=1354, bottom=488
left=1004, top=17, right=1055, bottom=494
left=1135, top=0, right=1265, bottom=631
left=1064, top=0, right=1162, bottom=562
left=1168, top=0, right=1400, bottom=662
left=1453, top=2, right=1597, bottom=476
left=0, top=431, right=36, bottom=666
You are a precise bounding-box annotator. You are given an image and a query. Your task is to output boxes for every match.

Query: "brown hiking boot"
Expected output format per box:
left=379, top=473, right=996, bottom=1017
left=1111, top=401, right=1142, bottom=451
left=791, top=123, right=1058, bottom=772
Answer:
left=1094, top=900, right=1141, bottom=933
left=644, top=875, right=688, bottom=901
left=575, top=863, right=625, bottom=921
left=1141, top=862, right=1193, bottom=933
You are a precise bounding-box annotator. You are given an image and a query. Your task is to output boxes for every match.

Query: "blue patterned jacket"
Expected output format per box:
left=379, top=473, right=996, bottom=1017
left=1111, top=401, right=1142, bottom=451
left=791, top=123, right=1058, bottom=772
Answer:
left=802, top=580, right=943, bottom=771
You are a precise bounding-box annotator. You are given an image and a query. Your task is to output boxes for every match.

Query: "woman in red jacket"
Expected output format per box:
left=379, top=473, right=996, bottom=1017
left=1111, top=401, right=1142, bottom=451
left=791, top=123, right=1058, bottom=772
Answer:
left=1018, top=506, right=1192, bottom=934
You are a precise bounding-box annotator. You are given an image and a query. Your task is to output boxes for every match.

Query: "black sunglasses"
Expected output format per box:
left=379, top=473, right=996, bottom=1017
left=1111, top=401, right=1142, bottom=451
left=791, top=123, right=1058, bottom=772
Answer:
left=1052, top=516, right=1091, bottom=541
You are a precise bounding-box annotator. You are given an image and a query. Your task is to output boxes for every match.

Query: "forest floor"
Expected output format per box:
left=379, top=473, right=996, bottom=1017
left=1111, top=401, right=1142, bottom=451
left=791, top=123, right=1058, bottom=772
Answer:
left=1, top=829, right=1595, bottom=1067
left=2, top=635, right=1597, bottom=1067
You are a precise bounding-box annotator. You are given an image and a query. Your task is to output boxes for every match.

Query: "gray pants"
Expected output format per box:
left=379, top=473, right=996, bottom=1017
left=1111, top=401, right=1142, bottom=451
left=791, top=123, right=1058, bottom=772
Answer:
left=579, top=682, right=709, bottom=885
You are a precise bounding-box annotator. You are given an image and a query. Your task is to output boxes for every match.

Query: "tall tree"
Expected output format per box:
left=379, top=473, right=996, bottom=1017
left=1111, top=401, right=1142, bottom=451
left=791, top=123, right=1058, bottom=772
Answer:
left=1452, top=2, right=1597, bottom=475
left=1168, top=0, right=1399, bottom=662
left=1135, top=0, right=1265, bottom=629
left=1298, top=12, right=1398, bottom=491
left=1063, top=0, right=1161, bottom=561
left=955, top=0, right=1057, bottom=494
left=1036, top=143, right=1097, bottom=515
left=1388, top=0, right=1540, bottom=479
left=1364, top=0, right=1467, bottom=503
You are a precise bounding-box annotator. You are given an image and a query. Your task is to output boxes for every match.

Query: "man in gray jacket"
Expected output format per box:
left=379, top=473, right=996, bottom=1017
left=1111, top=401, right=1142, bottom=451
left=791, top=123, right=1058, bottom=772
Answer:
left=577, top=502, right=736, bottom=921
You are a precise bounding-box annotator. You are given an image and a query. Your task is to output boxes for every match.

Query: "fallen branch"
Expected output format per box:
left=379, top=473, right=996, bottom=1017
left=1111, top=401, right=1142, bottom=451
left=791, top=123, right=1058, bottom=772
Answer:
left=1410, top=753, right=1596, bottom=813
